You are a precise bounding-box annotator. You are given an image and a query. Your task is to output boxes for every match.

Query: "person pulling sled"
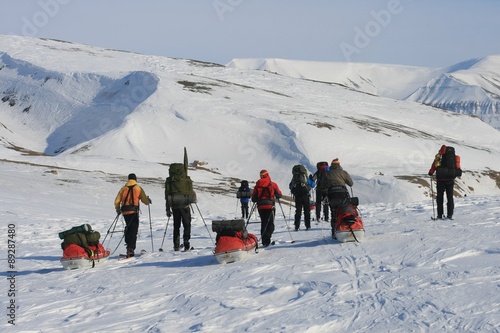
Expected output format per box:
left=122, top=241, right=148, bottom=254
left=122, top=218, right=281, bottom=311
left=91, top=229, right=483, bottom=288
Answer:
left=323, top=159, right=354, bottom=238
left=251, top=170, right=282, bottom=247
left=114, top=173, right=152, bottom=258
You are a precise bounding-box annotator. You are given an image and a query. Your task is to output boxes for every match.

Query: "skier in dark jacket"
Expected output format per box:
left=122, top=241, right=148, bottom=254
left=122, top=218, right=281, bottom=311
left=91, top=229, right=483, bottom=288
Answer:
left=323, top=159, right=354, bottom=235
left=428, top=145, right=461, bottom=220
left=309, top=162, right=330, bottom=221
left=289, top=172, right=313, bottom=231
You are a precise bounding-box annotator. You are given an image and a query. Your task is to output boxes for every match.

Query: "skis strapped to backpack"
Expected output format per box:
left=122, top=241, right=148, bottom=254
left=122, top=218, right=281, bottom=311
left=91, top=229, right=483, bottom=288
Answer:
left=165, top=163, right=196, bottom=206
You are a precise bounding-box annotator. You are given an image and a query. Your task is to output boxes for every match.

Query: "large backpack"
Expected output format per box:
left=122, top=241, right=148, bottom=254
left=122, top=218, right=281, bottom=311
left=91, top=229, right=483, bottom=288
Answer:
left=253, top=182, right=276, bottom=206
left=61, top=229, right=101, bottom=256
left=290, top=164, right=309, bottom=196
left=316, top=161, right=329, bottom=192
left=165, top=163, right=196, bottom=207
left=212, top=219, right=248, bottom=241
left=236, top=180, right=252, bottom=199
left=317, top=161, right=329, bottom=178
left=436, top=146, right=462, bottom=179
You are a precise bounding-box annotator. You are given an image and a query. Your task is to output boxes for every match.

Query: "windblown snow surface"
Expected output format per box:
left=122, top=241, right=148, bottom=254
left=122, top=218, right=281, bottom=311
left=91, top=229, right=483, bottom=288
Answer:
left=0, top=35, right=499, bottom=333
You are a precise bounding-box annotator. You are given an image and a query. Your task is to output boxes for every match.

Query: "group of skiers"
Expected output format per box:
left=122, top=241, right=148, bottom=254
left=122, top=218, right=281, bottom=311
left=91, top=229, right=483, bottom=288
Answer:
left=114, top=145, right=461, bottom=256
left=237, top=158, right=354, bottom=243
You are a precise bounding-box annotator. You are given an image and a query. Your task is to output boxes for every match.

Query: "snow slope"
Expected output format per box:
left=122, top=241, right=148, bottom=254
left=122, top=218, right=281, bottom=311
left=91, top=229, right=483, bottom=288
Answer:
left=0, top=34, right=499, bottom=333
left=228, top=57, right=500, bottom=130
left=1, top=35, right=499, bottom=206
left=227, top=57, right=441, bottom=99
left=1, top=157, right=499, bottom=333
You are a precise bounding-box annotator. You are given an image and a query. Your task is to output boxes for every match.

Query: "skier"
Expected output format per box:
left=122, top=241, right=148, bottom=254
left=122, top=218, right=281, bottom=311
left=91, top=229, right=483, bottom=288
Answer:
left=289, top=165, right=313, bottom=230
left=428, top=145, right=462, bottom=220
left=323, top=159, right=353, bottom=237
left=251, top=170, right=282, bottom=247
left=309, top=162, right=330, bottom=221
left=236, top=180, right=252, bottom=219
left=114, top=173, right=151, bottom=257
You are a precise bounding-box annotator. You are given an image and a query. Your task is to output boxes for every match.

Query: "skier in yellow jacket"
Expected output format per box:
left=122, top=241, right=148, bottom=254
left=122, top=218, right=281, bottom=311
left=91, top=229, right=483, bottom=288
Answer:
left=114, top=173, right=151, bottom=257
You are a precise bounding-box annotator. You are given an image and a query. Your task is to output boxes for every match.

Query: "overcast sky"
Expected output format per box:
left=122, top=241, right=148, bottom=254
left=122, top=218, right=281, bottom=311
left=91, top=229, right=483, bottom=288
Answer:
left=1, top=0, right=500, bottom=68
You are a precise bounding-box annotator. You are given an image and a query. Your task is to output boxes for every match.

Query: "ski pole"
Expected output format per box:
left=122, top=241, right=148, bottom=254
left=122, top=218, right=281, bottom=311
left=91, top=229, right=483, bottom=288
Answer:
left=148, top=204, right=154, bottom=252
left=102, top=212, right=120, bottom=246
left=105, top=213, right=126, bottom=256
left=235, top=198, right=239, bottom=218
left=277, top=199, right=295, bottom=243
left=193, top=203, right=215, bottom=245
left=159, top=216, right=170, bottom=252
left=246, top=202, right=257, bottom=227
left=430, top=176, right=436, bottom=220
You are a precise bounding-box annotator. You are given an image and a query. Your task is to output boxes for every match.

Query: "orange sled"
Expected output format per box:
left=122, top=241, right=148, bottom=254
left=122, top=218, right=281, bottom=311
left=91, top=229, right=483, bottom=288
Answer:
left=212, top=219, right=258, bottom=264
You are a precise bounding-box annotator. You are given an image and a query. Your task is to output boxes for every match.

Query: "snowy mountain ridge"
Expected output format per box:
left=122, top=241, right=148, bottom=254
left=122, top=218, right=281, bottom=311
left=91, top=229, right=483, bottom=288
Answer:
left=228, top=56, right=500, bottom=130
left=1, top=35, right=500, bottom=205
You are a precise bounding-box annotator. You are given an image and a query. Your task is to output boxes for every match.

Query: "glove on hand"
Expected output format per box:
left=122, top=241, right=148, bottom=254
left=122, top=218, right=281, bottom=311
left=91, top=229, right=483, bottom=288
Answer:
left=166, top=210, right=172, bottom=217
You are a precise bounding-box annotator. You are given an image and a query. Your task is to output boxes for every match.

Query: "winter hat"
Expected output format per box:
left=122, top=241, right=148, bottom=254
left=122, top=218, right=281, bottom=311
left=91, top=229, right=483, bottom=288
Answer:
left=331, top=158, right=340, bottom=166
left=128, top=173, right=137, bottom=180
left=259, top=170, right=269, bottom=178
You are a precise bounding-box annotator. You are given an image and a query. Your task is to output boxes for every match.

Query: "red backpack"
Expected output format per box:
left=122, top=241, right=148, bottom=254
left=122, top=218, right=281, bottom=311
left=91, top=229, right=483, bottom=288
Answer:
left=253, top=178, right=276, bottom=209
left=255, top=182, right=275, bottom=201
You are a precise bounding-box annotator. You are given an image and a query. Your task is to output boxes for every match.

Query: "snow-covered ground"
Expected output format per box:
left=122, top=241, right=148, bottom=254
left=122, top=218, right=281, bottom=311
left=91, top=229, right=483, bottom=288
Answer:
left=1, top=158, right=499, bottom=332
left=0, top=35, right=499, bottom=332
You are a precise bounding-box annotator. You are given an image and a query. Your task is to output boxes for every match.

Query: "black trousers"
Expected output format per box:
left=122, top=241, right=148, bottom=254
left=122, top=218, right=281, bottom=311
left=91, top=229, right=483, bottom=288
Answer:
left=241, top=201, right=249, bottom=218
left=436, top=180, right=454, bottom=217
left=315, top=190, right=328, bottom=220
left=294, top=195, right=311, bottom=229
left=173, top=207, right=191, bottom=247
left=258, top=208, right=275, bottom=246
left=123, top=212, right=139, bottom=250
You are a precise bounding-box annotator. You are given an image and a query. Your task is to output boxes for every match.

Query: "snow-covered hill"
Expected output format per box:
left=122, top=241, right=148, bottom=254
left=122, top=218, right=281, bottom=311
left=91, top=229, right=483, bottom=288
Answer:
left=0, top=35, right=499, bottom=333
left=228, top=57, right=500, bottom=130
left=1, top=35, right=499, bottom=205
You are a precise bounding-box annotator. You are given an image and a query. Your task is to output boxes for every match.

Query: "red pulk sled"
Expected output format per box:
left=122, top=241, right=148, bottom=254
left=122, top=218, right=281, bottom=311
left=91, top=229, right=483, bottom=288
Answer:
left=61, top=243, right=110, bottom=269
left=333, top=198, right=365, bottom=243
left=59, top=224, right=110, bottom=270
left=212, top=219, right=258, bottom=264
